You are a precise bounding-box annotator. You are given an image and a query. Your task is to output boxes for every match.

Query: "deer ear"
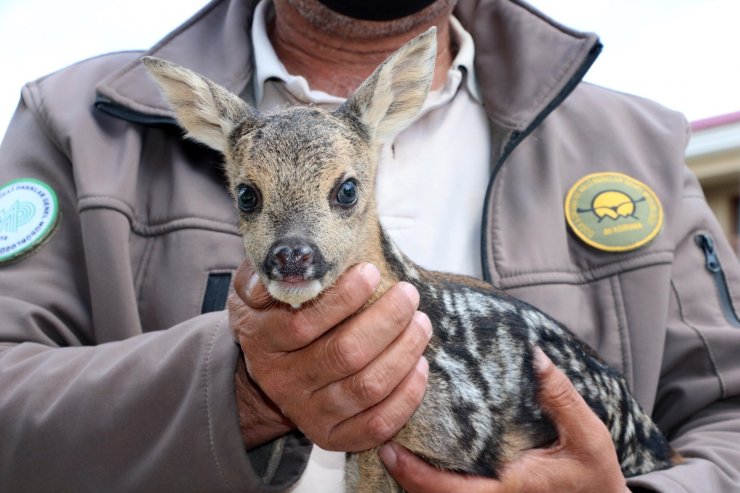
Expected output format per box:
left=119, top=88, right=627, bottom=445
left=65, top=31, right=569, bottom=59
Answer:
left=339, top=27, right=436, bottom=143
left=141, top=56, right=255, bottom=153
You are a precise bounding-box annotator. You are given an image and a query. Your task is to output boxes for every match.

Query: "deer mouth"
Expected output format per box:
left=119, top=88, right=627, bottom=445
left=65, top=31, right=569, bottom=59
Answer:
left=266, top=278, right=324, bottom=309
left=279, top=275, right=313, bottom=284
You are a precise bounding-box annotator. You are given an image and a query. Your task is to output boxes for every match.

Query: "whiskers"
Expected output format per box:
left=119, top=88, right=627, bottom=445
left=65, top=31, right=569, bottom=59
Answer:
left=259, top=295, right=281, bottom=311
left=303, top=289, right=339, bottom=318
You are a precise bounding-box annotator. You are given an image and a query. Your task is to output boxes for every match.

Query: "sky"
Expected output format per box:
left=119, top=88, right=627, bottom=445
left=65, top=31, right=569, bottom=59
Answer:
left=1, top=0, right=739, bottom=140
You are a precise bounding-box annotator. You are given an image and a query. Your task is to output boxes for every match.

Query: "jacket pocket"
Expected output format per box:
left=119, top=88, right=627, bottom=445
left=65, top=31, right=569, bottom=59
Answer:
left=695, top=233, right=740, bottom=328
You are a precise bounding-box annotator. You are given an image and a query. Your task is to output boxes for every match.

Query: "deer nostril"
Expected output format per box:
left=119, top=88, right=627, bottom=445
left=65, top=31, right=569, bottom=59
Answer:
left=295, top=245, right=314, bottom=265
left=271, top=246, right=290, bottom=268
left=269, top=240, right=315, bottom=272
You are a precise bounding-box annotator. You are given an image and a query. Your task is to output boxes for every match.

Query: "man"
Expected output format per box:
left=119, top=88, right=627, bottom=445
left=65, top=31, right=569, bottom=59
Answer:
left=0, top=0, right=738, bottom=492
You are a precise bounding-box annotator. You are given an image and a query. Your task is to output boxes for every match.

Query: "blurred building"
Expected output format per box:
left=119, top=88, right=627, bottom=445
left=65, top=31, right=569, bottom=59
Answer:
left=686, top=111, right=740, bottom=253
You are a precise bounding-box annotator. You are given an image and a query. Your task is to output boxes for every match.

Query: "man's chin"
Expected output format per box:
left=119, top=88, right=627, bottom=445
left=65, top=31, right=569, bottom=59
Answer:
left=267, top=279, right=324, bottom=309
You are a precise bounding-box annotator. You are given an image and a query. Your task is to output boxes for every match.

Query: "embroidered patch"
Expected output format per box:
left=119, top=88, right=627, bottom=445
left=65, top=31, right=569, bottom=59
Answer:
left=564, top=172, right=663, bottom=252
left=0, top=178, right=59, bottom=264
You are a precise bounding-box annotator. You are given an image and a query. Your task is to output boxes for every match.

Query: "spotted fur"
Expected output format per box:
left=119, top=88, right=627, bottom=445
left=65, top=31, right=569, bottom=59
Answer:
left=143, top=28, right=679, bottom=493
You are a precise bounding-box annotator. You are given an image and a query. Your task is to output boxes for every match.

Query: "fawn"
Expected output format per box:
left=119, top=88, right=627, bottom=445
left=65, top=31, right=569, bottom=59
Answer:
left=143, top=28, right=679, bottom=493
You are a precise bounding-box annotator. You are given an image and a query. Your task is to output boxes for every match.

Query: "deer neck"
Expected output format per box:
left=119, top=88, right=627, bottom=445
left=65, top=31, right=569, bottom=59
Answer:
left=354, top=213, right=422, bottom=306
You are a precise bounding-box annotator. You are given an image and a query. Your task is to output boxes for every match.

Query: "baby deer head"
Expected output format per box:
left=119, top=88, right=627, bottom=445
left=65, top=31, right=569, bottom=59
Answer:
left=143, top=28, right=436, bottom=307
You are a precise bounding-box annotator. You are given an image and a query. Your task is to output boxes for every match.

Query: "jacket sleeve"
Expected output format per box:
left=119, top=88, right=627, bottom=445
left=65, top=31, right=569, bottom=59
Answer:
left=627, top=165, right=740, bottom=492
left=0, top=90, right=310, bottom=492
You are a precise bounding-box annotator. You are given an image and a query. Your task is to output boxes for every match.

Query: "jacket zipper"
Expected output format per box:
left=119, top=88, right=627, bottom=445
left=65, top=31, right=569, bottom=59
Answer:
left=479, top=42, right=603, bottom=283
left=696, top=233, right=740, bottom=328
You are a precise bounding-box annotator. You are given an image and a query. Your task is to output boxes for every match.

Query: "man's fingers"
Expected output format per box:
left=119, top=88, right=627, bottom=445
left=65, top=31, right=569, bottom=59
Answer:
left=380, top=443, right=499, bottom=493
left=239, top=263, right=381, bottom=353
left=323, top=357, right=429, bottom=452
left=314, top=309, right=432, bottom=418
left=300, top=281, right=423, bottom=388
left=297, top=262, right=382, bottom=336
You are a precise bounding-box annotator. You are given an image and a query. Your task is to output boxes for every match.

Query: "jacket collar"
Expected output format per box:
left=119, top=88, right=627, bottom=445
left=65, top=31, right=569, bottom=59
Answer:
left=95, top=0, right=258, bottom=121
left=456, top=0, right=600, bottom=131
left=95, top=0, right=600, bottom=150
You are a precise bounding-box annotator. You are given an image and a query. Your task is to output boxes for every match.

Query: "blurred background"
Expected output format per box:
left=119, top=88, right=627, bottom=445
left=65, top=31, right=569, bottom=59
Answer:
left=1, top=0, right=739, bottom=248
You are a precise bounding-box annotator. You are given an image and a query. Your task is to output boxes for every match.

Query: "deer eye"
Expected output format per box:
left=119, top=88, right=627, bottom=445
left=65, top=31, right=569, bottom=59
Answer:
left=237, top=184, right=261, bottom=213
left=336, top=179, right=358, bottom=207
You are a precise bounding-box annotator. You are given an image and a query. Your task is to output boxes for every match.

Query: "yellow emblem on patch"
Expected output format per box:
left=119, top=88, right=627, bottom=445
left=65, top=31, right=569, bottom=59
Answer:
left=564, top=172, right=663, bottom=252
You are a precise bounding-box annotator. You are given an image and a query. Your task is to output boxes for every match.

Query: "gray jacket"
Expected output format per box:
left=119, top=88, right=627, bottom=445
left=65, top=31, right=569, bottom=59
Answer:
left=1, top=0, right=739, bottom=491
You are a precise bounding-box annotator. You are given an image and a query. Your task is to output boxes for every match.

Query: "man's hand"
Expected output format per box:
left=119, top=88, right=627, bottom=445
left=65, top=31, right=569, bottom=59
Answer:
left=229, top=261, right=432, bottom=451
left=379, top=347, right=630, bottom=493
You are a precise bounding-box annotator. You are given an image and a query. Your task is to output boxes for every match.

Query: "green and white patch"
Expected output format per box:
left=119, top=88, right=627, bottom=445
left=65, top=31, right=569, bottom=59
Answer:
left=0, top=178, right=59, bottom=264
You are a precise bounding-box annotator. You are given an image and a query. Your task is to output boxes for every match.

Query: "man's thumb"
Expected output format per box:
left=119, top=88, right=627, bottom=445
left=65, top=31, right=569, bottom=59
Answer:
left=231, top=261, right=272, bottom=309
left=533, top=347, right=588, bottom=429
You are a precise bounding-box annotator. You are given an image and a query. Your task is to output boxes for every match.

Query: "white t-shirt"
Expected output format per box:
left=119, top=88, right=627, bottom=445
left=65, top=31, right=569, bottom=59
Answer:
left=250, top=1, right=491, bottom=490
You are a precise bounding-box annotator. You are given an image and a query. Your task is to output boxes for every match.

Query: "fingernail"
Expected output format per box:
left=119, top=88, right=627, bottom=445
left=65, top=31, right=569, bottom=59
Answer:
left=379, top=443, right=397, bottom=469
left=416, top=356, right=429, bottom=378
left=415, top=311, right=432, bottom=339
left=246, top=273, right=260, bottom=297
left=533, top=346, right=550, bottom=373
left=398, top=282, right=420, bottom=307
left=359, top=262, right=381, bottom=284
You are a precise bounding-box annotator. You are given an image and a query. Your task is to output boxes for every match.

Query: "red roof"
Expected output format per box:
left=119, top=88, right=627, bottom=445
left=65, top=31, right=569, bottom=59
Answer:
left=691, top=111, right=740, bottom=131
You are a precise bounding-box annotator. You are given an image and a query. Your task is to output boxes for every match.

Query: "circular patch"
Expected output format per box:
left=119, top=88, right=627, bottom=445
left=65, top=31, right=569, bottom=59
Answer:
left=0, top=179, right=59, bottom=264
left=564, top=172, right=663, bottom=252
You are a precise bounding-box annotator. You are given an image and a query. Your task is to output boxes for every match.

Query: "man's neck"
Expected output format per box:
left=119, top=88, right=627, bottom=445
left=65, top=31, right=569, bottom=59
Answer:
left=269, top=0, right=456, bottom=97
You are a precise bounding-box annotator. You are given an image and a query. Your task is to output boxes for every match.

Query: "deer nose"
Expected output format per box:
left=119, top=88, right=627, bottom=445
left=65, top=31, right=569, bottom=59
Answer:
left=266, top=238, right=317, bottom=279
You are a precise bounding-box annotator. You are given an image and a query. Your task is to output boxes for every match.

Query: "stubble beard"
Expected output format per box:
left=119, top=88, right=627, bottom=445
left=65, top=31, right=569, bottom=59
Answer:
left=284, top=0, right=458, bottom=39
